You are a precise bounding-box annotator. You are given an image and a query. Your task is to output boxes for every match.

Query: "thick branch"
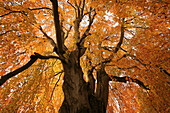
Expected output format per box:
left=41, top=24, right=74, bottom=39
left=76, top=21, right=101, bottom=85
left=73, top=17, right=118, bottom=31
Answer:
left=50, top=0, right=64, bottom=54
left=110, top=76, right=150, bottom=90
left=0, top=55, right=37, bottom=86
left=0, top=53, right=62, bottom=86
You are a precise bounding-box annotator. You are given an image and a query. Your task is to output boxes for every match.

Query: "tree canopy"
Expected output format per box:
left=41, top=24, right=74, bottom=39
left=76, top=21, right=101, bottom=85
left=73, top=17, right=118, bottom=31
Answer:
left=0, top=0, right=169, bottom=112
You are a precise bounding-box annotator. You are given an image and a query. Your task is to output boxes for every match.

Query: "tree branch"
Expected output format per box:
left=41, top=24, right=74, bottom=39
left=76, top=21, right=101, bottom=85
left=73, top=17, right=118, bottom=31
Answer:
left=74, top=1, right=80, bottom=18
left=80, top=0, right=86, bottom=19
left=67, top=1, right=76, bottom=10
left=28, top=7, right=52, bottom=11
left=156, top=65, right=170, bottom=77
left=124, top=26, right=149, bottom=29
left=106, top=65, right=140, bottom=70
left=117, top=54, right=149, bottom=66
left=50, top=72, right=63, bottom=100
left=124, top=28, right=135, bottom=36
left=110, top=76, right=150, bottom=90
left=39, top=26, right=57, bottom=48
left=50, top=0, right=64, bottom=54
left=54, top=70, right=64, bottom=77
left=114, top=18, right=125, bottom=53
left=79, top=9, right=97, bottom=46
left=0, top=52, right=62, bottom=86
left=64, top=26, right=72, bottom=40
left=0, top=10, right=27, bottom=17
left=0, top=30, right=16, bottom=36
left=1, top=7, right=52, bottom=18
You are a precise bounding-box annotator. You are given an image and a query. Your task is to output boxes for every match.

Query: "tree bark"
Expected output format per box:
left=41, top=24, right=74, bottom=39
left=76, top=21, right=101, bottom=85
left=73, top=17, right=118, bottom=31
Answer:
left=59, top=51, right=109, bottom=113
left=59, top=50, right=89, bottom=113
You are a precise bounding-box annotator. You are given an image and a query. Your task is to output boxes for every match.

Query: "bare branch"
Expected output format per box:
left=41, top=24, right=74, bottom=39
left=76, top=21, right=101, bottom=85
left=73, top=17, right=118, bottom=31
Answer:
left=51, top=0, right=64, bottom=54
left=64, top=26, right=72, bottom=39
left=117, top=54, right=149, bottom=66
left=0, top=10, right=27, bottom=17
left=79, top=9, right=97, bottom=46
left=106, top=65, right=140, bottom=70
left=102, top=46, right=116, bottom=52
left=39, top=26, right=57, bottom=48
left=90, top=55, right=113, bottom=69
left=33, top=52, right=62, bottom=60
left=0, top=30, right=14, bottom=36
left=156, top=65, right=170, bottom=77
left=67, top=0, right=77, bottom=18
left=74, top=1, right=80, bottom=18
left=120, top=47, right=128, bottom=53
left=28, top=7, right=52, bottom=11
left=124, top=28, right=135, bottom=36
left=67, top=0, right=76, bottom=10
left=118, top=66, right=139, bottom=69
left=80, top=0, right=86, bottom=19
left=102, top=46, right=127, bottom=53
left=83, top=10, right=94, bottom=16
left=50, top=72, right=63, bottom=100
left=110, top=76, right=150, bottom=90
left=54, top=70, right=64, bottom=77
left=0, top=52, right=63, bottom=86
left=114, top=18, right=125, bottom=53
left=124, top=26, right=149, bottom=29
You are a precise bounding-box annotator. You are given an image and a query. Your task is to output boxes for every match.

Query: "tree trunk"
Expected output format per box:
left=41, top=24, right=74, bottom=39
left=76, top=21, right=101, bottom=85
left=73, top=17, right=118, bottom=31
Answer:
left=59, top=51, right=109, bottom=113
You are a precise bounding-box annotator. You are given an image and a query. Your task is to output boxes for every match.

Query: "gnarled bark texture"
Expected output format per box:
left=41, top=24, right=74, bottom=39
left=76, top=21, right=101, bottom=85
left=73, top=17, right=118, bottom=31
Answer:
left=59, top=51, right=109, bottom=113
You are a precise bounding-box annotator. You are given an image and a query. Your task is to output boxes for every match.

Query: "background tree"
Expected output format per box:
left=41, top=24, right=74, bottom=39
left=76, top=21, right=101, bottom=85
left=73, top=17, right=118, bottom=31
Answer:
left=0, top=0, right=169, bottom=113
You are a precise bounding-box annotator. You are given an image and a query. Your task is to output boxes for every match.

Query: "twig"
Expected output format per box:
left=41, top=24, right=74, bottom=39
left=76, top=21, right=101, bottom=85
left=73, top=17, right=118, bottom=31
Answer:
left=50, top=72, right=63, bottom=100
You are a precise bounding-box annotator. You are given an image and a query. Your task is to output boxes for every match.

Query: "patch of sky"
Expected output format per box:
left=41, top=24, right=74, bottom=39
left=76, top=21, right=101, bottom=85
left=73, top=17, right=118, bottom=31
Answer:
left=104, top=11, right=119, bottom=27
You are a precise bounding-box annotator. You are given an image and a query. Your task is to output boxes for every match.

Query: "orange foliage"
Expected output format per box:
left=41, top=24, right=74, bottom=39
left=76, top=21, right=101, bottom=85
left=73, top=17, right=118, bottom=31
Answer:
left=0, top=0, right=169, bottom=112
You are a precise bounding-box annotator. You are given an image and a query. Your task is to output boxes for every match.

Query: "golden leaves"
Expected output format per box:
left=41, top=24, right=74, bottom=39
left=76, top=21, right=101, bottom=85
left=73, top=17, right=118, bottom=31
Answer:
left=0, top=0, right=169, bottom=112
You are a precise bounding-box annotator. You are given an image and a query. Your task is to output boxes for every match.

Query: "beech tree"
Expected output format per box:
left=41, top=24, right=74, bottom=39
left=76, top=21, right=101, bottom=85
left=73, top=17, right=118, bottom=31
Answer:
left=0, top=0, right=169, bottom=113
